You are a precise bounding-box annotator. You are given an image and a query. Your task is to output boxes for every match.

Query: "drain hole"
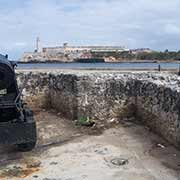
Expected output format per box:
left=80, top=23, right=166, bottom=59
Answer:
left=110, top=158, right=129, bottom=166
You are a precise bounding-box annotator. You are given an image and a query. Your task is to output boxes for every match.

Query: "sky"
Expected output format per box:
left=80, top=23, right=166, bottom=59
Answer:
left=0, top=0, right=180, bottom=60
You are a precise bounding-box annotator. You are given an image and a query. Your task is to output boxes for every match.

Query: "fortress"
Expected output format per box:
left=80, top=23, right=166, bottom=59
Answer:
left=20, top=38, right=130, bottom=62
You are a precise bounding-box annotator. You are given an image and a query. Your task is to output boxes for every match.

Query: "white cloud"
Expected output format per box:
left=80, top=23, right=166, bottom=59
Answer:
left=14, top=42, right=28, bottom=47
left=165, top=24, right=180, bottom=35
left=0, top=0, right=180, bottom=59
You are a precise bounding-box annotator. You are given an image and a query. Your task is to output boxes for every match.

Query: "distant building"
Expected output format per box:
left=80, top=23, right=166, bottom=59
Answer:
left=130, top=48, right=153, bottom=54
left=20, top=38, right=130, bottom=62
left=42, top=43, right=129, bottom=54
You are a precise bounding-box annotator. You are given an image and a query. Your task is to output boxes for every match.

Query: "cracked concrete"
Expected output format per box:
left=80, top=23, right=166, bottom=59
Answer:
left=0, top=110, right=179, bottom=180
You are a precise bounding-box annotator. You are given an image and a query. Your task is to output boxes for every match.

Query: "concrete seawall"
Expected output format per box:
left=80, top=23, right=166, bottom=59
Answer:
left=17, top=71, right=180, bottom=148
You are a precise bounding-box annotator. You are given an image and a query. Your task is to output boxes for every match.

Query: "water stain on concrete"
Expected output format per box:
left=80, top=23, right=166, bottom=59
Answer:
left=0, top=162, right=40, bottom=179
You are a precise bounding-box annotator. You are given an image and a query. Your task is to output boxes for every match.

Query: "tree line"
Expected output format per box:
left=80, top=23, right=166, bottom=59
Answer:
left=91, top=50, right=180, bottom=61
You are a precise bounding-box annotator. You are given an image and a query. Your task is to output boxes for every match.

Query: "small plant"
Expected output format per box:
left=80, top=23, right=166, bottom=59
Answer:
left=76, top=116, right=95, bottom=127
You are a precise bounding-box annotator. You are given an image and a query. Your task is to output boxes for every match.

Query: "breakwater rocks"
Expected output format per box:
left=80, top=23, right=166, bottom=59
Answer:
left=16, top=71, right=180, bottom=148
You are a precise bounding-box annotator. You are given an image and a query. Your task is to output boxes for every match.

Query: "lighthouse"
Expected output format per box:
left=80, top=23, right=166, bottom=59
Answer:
left=36, top=37, right=42, bottom=53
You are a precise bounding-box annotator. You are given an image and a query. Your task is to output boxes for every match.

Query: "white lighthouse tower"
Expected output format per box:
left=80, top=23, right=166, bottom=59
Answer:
left=36, top=37, right=42, bottom=53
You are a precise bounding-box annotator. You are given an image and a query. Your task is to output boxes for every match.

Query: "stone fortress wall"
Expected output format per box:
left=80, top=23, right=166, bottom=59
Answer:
left=20, top=38, right=153, bottom=62
left=17, top=71, right=180, bottom=148
left=20, top=38, right=136, bottom=62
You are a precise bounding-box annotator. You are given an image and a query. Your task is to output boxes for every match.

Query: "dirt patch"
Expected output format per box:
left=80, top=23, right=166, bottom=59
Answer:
left=35, top=109, right=109, bottom=144
left=0, top=158, right=41, bottom=179
left=147, top=141, right=180, bottom=172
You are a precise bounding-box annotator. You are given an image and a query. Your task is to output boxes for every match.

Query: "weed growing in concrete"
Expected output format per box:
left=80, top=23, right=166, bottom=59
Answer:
left=76, top=117, right=95, bottom=127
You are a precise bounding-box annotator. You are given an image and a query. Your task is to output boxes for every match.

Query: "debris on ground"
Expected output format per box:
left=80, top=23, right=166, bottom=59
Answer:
left=0, top=164, right=40, bottom=179
left=157, top=143, right=166, bottom=149
left=26, top=159, right=41, bottom=168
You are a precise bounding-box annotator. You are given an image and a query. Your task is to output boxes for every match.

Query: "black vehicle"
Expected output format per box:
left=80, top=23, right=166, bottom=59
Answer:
left=0, top=54, right=36, bottom=151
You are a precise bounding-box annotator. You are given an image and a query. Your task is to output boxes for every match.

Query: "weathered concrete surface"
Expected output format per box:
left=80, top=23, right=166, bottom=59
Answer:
left=16, top=70, right=180, bottom=148
left=0, top=111, right=180, bottom=180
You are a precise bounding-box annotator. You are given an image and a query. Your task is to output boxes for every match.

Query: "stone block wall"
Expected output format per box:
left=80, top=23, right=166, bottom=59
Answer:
left=16, top=71, right=180, bottom=148
left=49, top=74, right=78, bottom=120
left=17, top=72, right=50, bottom=110
left=135, top=80, right=180, bottom=146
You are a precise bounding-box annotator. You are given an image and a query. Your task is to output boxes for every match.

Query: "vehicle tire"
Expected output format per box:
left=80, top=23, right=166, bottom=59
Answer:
left=24, top=107, right=34, bottom=120
left=17, top=141, right=36, bottom=152
left=18, top=107, right=37, bottom=152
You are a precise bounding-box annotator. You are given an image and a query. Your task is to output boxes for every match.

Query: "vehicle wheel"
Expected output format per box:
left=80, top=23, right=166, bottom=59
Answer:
left=24, top=107, right=34, bottom=119
left=17, top=141, right=36, bottom=152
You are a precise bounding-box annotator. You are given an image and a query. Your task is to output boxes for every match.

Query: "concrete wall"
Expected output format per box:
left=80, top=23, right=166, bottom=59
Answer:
left=16, top=71, right=180, bottom=148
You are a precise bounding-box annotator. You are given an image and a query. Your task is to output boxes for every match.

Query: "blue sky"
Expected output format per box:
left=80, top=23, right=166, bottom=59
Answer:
left=1, top=0, right=180, bottom=60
